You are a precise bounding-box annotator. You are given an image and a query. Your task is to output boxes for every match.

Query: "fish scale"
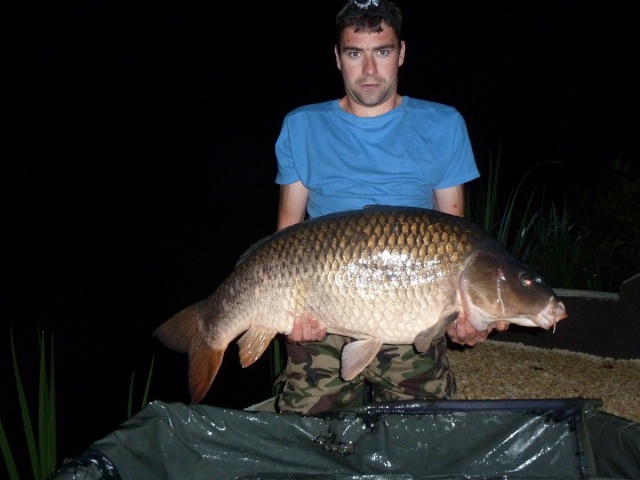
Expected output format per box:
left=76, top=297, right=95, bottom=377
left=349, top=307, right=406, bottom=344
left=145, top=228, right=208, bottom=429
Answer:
left=155, top=206, right=568, bottom=403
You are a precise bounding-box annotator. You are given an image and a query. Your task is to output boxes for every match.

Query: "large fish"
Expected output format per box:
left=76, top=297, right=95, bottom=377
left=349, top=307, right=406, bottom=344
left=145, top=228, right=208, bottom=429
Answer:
left=155, top=206, right=568, bottom=403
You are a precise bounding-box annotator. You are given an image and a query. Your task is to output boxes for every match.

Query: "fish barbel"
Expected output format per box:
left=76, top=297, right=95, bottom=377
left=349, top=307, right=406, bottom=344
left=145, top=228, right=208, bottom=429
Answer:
left=155, top=206, right=568, bottom=403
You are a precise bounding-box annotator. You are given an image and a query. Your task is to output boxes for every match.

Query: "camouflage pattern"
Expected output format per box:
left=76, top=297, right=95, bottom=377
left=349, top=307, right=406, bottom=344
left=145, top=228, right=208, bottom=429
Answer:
left=277, top=333, right=456, bottom=415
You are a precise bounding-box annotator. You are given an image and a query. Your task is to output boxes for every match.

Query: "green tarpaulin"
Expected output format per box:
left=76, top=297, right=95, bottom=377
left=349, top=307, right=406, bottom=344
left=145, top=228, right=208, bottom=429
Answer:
left=52, top=399, right=639, bottom=479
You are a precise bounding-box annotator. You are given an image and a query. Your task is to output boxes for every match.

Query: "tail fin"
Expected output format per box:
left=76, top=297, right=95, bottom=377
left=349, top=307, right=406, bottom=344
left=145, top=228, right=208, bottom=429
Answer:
left=154, top=302, right=226, bottom=403
left=188, top=344, right=225, bottom=404
left=154, top=303, right=203, bottom=353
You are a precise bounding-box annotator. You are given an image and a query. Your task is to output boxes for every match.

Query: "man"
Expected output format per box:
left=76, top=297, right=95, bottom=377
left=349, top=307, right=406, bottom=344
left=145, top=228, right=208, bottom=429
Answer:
left=275, top=0, right=504, bottom=414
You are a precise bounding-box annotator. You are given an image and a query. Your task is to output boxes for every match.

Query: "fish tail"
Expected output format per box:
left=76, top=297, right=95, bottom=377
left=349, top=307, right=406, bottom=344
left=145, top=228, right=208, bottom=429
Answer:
left=154, top=301, right=226, bottom=404
left=188, top=343, right=225, bottom=404
left=153, top=302, right=203, bottom=353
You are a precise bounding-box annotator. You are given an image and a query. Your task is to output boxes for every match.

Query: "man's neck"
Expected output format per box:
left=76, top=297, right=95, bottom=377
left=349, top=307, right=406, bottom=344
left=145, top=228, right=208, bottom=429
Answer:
left=339, top=93, right=402, bottom=118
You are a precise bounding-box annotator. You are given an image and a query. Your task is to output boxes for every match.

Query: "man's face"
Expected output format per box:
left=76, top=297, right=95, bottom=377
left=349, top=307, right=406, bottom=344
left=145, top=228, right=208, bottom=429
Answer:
left=334, top=22, right=405, bottom=111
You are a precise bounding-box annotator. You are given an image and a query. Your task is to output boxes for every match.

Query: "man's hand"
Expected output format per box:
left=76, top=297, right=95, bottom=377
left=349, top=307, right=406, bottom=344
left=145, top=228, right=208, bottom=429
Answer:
left=287, top=312, right=327, bottom=343
left=447, top=314, right=509, bottom=346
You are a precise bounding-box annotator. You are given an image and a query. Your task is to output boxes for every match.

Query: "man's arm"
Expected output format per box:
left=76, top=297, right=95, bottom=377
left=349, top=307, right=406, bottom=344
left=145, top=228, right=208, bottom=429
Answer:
left=278, top=181, right=309, bottom=230
left=434, top=185, right=508, bottom=346
left=432, top=185, right=464, bottom=217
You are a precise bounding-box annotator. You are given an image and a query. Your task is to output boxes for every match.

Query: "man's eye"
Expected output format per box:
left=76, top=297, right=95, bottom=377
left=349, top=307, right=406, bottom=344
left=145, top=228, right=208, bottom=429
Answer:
left=377, top=50, right=389, bottom=56
left=349, top=52, right=361, bottom=58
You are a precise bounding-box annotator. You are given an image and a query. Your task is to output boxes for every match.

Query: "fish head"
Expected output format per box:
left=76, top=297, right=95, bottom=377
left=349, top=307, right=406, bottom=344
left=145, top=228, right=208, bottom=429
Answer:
left=460, top=250, right=568, bottom=331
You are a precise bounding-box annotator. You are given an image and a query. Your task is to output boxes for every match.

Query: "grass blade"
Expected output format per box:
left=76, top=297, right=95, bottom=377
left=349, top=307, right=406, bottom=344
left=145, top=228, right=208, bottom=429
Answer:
left=37, top=331, right=52, bottom=479
left=142, top=357, right=155, bottom=408
left=48, top=333, right=57, bottom=476
left=128, top=356, right=155, bottom=418
left=128, top=372, right=135, bottom=419
left=269, top=339, right=284, bottom=397
left=0, top=417, right=19, bottom=480
left=10, top=327, right=41, bottom=480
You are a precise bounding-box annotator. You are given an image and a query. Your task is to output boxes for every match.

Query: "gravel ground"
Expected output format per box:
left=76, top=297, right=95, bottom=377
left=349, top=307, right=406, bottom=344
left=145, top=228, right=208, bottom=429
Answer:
left=250, top=340, right=640, bottom=423
left=448, top=340, right=640, bottom=423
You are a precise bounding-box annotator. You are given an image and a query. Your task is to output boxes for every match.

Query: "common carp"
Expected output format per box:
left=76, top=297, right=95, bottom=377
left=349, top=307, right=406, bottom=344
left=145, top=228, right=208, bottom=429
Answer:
left=155, top=206, right=568, bottom=403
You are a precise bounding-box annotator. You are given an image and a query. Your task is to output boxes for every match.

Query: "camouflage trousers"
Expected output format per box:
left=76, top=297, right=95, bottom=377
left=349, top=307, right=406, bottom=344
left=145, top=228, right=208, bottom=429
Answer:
left=276, top=334, right=456, bottom=415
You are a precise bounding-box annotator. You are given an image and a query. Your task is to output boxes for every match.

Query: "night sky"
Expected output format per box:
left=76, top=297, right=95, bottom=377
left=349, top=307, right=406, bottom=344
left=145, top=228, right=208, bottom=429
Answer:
left=2, top=1, right=639, bottom=472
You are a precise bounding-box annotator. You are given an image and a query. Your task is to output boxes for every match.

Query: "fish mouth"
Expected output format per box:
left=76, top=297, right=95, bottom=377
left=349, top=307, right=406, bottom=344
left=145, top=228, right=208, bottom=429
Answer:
left=536, top=297, right=568, bottom=332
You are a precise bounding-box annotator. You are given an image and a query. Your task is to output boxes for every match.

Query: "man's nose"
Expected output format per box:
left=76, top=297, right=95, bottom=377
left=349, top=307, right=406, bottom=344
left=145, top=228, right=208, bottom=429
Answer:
left=363, top=54, right=377, bottom=76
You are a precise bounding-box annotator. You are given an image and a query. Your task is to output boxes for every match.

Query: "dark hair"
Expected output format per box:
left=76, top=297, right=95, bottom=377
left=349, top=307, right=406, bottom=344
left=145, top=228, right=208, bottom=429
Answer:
left=335, top=0, right=403, bottom=47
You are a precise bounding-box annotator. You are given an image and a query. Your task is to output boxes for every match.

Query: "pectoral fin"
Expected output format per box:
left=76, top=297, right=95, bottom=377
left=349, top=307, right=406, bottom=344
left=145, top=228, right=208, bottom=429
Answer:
left=237, top=326, right=277, bottom=368
left=341, top=338, right=383, bottom=381
left=414, top=311, right=459, bottom=352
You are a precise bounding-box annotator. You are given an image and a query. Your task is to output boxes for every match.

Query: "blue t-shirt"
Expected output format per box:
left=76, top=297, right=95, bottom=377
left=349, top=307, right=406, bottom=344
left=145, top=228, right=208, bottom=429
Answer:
left=275, top=96, right=479, bottom=219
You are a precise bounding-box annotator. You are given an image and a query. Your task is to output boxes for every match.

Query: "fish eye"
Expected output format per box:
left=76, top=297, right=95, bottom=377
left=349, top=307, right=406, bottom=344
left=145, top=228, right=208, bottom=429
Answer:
left=520, top=273, right=535, bottom=287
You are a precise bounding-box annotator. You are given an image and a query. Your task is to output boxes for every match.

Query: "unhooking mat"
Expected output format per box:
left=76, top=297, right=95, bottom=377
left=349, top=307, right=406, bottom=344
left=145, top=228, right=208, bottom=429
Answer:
left=52, top=398, right=640, bottom=480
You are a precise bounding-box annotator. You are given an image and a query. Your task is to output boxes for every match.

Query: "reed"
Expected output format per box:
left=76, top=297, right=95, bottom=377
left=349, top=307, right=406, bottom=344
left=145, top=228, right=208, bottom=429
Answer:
left=0, top=328, right=55, bottom=480
left=0, top=329, right=154, bottom=479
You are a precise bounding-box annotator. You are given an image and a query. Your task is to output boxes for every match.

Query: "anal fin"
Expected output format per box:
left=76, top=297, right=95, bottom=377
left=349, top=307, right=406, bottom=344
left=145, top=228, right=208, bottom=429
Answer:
left=237, top=326, right=277, bottom=368
left=341, top=337, right=383, bottom=381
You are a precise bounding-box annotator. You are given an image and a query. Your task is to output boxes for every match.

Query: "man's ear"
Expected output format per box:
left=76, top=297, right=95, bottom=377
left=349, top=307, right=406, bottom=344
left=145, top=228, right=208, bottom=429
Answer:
left=398, top=40, right=406, bottom=67
left=334, top=45, right=342, bottom=71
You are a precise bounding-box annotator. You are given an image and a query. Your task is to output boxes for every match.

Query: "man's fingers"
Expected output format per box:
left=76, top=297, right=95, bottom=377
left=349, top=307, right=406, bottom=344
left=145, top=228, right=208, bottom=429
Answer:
left=287, top=313, right=327, bottom=342
left=301, top=316, right=313, bottom=340
left=494, top=322, right=509, bottom=332
left=316, top=325, right=327, bottom=341
left=287, top=319, right=303, bottom=342
left=447, top=314, right=498, bottom=346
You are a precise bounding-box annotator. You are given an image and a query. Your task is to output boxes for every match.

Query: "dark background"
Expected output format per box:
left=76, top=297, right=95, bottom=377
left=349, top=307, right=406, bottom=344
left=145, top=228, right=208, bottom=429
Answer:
left=2, top=1, right=638, bottom=474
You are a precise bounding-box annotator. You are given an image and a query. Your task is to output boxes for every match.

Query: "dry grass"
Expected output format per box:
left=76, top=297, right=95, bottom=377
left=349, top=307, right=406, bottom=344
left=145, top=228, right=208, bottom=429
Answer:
left=449, top=340, right=640, bottom=423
